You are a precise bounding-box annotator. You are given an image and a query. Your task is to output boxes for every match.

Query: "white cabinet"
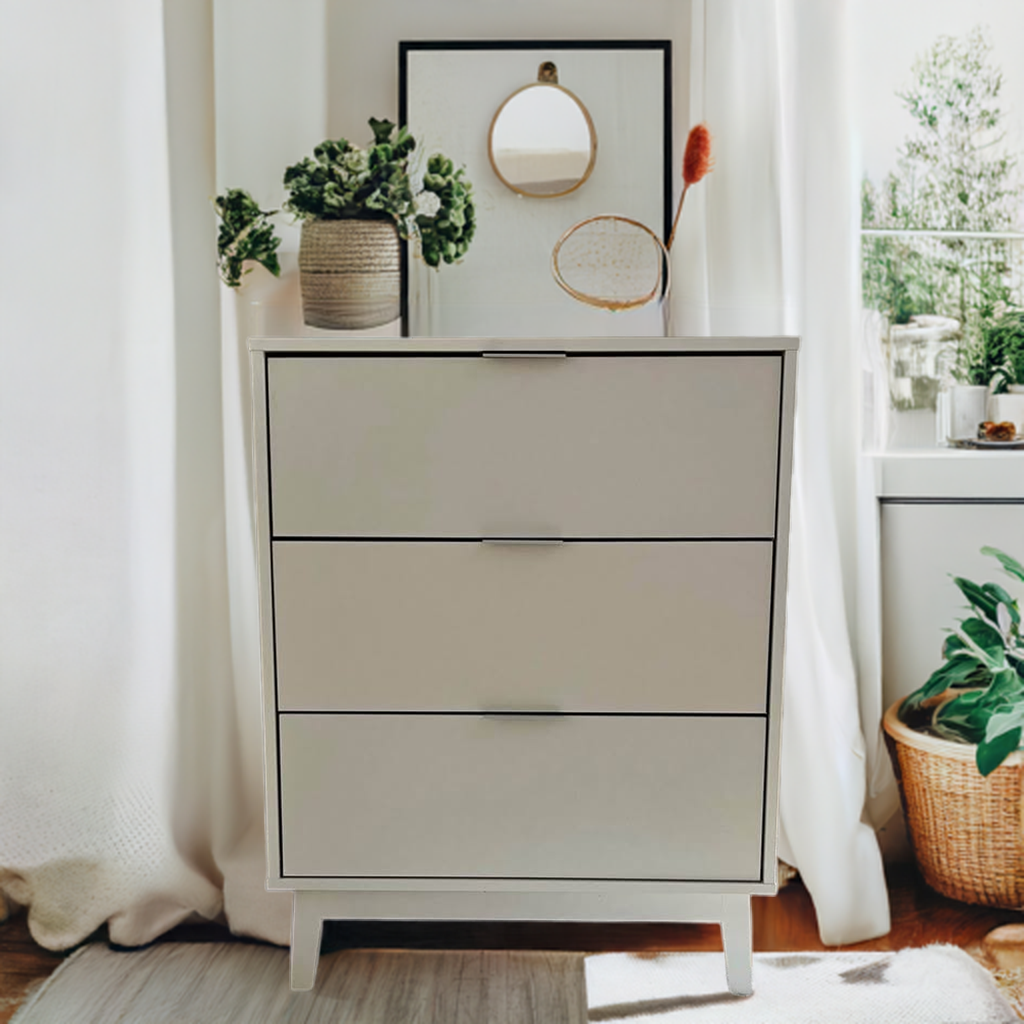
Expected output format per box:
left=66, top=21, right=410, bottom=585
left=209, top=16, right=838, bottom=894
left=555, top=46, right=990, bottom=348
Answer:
left=873, top=452, right=1024, bottom=862
left=877, top=453, right=1024, bottom=712
left=249, top=337, right=798, bottom=994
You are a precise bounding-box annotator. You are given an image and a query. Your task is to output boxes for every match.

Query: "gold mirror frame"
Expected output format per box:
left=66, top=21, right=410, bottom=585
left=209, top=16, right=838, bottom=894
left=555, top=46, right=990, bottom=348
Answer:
left=487, top=63, right=598, bottom=199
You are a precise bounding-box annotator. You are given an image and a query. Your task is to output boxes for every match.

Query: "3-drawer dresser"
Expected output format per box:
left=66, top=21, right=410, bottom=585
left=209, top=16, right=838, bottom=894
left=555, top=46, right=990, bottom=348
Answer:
left=249, top=336, right=798, bottom=993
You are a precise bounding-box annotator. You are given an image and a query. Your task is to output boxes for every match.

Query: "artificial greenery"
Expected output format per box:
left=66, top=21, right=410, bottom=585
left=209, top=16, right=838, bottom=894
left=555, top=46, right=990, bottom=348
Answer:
left=281, top=118, right=475, bottom=268
left=214, top=188, right=282, bottom=288
left=415, top=153, right=475, bottom=268
left=215, top=118, right=475, bottom=288
left=861, top=27, right=1023, bottom=357
left=282, top=118, right=416, bottom=224
left=899, top=547, right=1024, bottom=776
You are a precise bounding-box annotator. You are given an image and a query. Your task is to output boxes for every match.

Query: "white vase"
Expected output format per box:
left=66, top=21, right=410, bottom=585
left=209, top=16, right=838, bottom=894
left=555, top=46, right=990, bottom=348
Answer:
left=948, top=384, right=989, bottom=441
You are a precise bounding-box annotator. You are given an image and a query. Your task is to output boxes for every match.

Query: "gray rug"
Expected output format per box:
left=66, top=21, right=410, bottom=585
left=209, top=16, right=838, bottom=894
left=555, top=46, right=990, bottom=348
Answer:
left=11, top=941, right=1017, bottom=1023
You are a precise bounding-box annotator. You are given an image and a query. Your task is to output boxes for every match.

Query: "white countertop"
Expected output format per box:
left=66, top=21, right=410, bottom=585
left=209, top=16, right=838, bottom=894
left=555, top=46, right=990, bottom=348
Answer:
left=868, top=448, right=1024, bottom=499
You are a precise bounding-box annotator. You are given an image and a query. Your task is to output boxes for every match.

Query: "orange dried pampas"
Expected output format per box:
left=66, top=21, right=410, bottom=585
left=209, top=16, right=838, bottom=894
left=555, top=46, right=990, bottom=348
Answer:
left=668, top=123, right=713, bottom=250
left=682, top=123, right=713, bottom=186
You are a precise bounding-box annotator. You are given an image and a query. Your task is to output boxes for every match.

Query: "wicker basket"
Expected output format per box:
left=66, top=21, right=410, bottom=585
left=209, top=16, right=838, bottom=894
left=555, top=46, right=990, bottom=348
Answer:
left=883, top=699, right=1024, bottom=909
left=298, top=219, right=401, bottom=329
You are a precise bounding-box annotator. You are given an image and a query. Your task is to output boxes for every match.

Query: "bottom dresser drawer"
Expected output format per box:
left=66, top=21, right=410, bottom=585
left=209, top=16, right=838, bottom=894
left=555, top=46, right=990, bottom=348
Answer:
left=279, top=714, right=766, bottom=881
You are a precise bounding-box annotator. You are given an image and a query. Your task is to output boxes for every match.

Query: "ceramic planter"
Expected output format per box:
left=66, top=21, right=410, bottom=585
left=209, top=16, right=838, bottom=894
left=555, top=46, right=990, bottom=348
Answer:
left=298, top=219, right=401, bottom=330
left=947, top=384, right=989, bottom=440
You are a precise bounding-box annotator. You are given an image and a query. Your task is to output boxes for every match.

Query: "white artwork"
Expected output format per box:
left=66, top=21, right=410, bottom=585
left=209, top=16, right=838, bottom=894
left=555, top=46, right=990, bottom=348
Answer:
left=402, top=43, right=670, bottom=338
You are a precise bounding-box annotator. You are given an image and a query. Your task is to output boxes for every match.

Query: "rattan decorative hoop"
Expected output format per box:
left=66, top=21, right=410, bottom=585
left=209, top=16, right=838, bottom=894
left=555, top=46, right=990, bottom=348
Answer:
left=550, top=214, right=670, bottom=312
left=883, top=699, right=1024, bottom=909
left=298, top=219, right=401, bottom=330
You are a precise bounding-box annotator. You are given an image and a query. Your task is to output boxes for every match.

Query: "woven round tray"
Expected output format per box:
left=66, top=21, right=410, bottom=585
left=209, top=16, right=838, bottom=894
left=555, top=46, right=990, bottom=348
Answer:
left=298, top=219, right=401, bottom=330
left=883, top=699, right=1024, bottom=908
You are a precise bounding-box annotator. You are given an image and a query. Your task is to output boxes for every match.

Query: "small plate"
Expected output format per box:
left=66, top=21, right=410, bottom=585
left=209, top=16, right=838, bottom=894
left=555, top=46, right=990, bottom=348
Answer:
left=947, top=436, right=1024, bottom=449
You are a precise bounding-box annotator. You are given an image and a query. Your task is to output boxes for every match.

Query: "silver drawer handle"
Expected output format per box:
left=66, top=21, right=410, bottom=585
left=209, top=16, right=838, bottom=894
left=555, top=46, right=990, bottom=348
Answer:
left=480, top=538, right=564, bottom=546
left=480, top=351, right=567, bottom=359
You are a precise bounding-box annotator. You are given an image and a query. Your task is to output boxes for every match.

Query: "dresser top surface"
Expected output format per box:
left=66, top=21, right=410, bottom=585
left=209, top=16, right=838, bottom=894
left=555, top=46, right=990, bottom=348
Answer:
left=248, top=336, right=799, bottom=356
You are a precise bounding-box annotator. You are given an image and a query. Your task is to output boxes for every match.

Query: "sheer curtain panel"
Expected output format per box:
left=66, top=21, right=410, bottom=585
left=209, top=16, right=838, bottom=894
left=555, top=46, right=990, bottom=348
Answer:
left=0, top=0, right=279, bottom=948
left=672, top=0, right=892, bottom=944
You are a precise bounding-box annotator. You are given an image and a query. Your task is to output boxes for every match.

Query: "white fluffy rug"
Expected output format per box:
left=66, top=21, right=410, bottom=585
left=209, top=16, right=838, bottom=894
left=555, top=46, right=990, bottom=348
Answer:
left=586, top=946, right=1018, bottom=1023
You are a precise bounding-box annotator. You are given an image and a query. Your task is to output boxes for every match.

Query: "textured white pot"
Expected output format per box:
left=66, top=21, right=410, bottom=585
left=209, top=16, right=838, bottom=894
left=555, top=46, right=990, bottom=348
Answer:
left=948, top=384, right=989, bottom=440
left=298, top=219, right=401, bottom=330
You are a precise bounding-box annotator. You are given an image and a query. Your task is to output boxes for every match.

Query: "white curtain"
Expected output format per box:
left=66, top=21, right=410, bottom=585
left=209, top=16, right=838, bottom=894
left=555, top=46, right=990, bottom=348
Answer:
left=2, top=0, right=891, bottom=953
left=0, top=0, right=290, bottom=947
left=672, top=0, right=892, bottom=944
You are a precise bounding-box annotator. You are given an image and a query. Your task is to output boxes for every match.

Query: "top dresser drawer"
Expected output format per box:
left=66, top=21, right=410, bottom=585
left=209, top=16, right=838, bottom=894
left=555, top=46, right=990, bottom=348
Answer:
left=267, top=354, right=781, bottom=538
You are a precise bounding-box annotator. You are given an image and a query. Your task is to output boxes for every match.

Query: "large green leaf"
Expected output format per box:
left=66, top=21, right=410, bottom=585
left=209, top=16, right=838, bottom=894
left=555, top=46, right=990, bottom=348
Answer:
left=982, top=583, right=1020, bottom=624
left=982, top=547, right=1024, bottom=584
left=984, top=703, right=1024, bottom=741
left=932, top=670, right=1024, bottom=748
left=987, top=667, right=1024, bottom=704
left=960, top=616, right=1008, bottom=670
left=977, top=726, right=1022, bottom=776
left=953, top=576, right=1002, bottom=622
left=899, top=655, right=990, bottom=719
left=942, top=633, right=967, bottom=658
left=932, top=688, right=993, bottom=744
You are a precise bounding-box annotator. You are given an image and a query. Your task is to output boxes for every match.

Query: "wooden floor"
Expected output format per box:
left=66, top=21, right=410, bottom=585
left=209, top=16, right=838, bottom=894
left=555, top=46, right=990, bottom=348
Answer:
left=2, top=864, right=1021, bottom=1023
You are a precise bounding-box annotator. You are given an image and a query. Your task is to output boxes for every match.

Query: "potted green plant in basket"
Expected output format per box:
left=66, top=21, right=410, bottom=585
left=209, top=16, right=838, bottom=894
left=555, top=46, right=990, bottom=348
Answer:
left=883, top=547, right=1024, bottom=908
left=284, top=117, right=475, bottom=329
left=215, top=117, right=475, bottom=329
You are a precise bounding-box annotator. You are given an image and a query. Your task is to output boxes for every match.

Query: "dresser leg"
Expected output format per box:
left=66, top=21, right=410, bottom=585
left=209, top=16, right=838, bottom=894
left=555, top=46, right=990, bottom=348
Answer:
left=721, top=894, right=753, bottom=996
left=290, top=891, right=323, bottom=991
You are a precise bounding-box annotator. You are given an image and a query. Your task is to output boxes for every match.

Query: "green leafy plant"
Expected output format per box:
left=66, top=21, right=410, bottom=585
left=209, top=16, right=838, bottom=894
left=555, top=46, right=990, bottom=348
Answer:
left=215, top=119, right=476, bottom=287
left=952, top=328, right=1006, bottom=387
left=985, top=309, right=1024, bottom=391
left=415, top=153, right=475, bottom=268
left=899, top=547, right=1024, bottom=776
left=281, top=118, right=475, bottom=268
left=214, top=188, right=282, bottom=288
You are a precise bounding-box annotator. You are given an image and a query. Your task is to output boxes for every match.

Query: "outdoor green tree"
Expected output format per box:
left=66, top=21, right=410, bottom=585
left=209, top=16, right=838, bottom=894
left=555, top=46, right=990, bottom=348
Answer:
left=861, top=26, right=1023, bottom=350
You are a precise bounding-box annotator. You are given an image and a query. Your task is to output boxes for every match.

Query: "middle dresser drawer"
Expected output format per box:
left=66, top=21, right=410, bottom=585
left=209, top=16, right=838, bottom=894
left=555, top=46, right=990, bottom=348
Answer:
left=266, top=354, right=781, bottom=538
left=272, top=540, right=773, bottom=713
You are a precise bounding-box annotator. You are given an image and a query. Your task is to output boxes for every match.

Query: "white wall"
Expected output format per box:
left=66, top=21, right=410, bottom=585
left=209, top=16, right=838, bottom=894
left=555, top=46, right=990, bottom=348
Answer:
left=325, top=1, right=689, bottom=147
left=213, top=0, right=691, bottom=250
left=214, top=0, right=328, bottom=242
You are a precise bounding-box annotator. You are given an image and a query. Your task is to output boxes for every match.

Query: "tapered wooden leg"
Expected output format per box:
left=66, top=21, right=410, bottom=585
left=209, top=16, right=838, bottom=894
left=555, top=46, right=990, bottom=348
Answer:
left=721, top=894, right=753, bottom=996
left=290, top=891, right=323, bottom=991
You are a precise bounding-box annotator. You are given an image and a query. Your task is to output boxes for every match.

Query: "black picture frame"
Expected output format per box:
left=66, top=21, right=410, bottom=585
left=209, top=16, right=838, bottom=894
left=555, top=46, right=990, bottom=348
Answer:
left=397, top=39, right=673, bottom=337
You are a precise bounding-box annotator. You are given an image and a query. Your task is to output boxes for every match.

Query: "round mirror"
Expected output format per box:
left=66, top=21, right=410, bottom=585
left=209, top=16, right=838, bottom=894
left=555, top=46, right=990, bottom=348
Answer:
left=489, top=66, right=597, bottom=198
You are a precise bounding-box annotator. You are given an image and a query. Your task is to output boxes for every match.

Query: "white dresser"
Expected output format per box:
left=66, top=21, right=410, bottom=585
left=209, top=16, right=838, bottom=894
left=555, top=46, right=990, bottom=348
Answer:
left=249, top=336, right=798, bottom=993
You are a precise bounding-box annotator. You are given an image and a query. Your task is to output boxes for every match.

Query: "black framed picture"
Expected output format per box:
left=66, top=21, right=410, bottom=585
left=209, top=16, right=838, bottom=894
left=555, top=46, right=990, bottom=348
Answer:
left=399, top=40, right=672, bottom=338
